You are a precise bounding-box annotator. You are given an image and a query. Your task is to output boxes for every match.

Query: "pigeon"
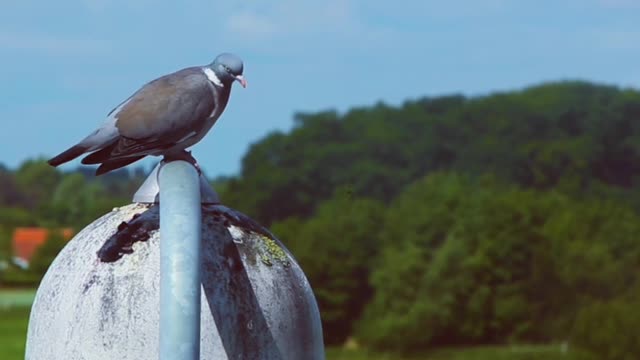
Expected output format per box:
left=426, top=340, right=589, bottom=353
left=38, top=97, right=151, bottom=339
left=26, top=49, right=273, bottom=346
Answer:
left=47, top=53, right=246, bottom=175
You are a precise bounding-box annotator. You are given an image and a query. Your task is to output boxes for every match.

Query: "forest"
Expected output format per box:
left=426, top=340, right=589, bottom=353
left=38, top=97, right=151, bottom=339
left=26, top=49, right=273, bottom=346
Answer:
left=1, top=81, right=640, bottom=359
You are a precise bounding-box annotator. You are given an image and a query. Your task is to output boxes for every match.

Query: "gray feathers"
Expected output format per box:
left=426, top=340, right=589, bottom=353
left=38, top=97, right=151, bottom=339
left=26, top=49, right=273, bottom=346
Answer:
left=47, top=53, right=245, bottom=175
left=47, top=145, right=88, bottom=167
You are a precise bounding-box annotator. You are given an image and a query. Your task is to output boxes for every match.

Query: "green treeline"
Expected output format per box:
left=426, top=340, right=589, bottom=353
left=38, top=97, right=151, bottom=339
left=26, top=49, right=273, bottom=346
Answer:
left=1, top=81, right=640, bottom=358
left=221, top=80, right=640, bottom=358
left=222, top=81, right=640, bottom=226
left=0, top=164, right=146, bottom=274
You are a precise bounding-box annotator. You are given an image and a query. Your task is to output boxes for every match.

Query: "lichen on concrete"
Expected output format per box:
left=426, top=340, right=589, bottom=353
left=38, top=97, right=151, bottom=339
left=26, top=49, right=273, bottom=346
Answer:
left=225, top=226, right=289, bottom=268
left=259, top=255, right=273, bottom=267
left=205, top=204, right=291, bottom=268
left=258, top=234, right=290, bottom=267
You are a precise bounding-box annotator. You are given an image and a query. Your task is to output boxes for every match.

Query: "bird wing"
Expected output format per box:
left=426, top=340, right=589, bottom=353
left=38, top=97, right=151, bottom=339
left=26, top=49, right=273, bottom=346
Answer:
left=94, top=67, right=217, bottom=161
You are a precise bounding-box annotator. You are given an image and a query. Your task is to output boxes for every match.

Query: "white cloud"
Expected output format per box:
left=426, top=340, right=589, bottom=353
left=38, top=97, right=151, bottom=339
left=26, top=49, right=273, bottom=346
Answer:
left=223, top=0, right=405, bottom=55
left=226, top=1, right=356, bottom=36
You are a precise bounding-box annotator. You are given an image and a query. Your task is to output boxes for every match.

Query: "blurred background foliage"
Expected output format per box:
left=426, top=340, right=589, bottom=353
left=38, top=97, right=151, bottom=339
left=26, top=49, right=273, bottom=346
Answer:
left=2, top=81, right=640, bottom=359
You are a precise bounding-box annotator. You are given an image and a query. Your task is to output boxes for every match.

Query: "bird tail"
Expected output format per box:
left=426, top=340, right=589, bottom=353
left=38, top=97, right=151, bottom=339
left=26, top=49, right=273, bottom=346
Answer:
left=95, top=156, right=145, bottom=176
left=47, top=145, right=88, bottom=167
left=81, top=141, right=117, bottom=165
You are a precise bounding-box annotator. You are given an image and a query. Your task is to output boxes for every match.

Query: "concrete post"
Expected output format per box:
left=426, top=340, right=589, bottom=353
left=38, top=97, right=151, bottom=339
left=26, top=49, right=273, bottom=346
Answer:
left=25, top=164, right=324, bottom=359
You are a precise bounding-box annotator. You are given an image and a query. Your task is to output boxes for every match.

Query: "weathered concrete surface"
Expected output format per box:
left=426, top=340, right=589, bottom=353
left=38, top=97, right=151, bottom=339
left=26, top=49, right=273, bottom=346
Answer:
left=25, top=203, right=324, bottom=360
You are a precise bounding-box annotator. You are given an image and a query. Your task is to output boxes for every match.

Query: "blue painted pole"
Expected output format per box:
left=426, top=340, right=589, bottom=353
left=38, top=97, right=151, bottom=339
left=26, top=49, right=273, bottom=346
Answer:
left=158, top=160, right=202, bottom=360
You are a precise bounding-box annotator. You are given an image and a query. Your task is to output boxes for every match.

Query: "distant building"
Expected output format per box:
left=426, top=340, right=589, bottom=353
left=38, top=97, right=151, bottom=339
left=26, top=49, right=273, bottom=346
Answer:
left=12, top=228, right=74, bottom=268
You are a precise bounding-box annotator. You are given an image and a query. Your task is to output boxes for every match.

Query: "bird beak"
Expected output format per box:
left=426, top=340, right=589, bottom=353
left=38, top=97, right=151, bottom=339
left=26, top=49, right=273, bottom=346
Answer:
left=235, top=75, right=247, bottom=88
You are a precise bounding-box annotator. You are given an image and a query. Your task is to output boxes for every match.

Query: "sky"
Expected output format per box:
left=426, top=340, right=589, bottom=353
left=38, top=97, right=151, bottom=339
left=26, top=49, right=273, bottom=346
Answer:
left=1, top=0, right=639, bottom=177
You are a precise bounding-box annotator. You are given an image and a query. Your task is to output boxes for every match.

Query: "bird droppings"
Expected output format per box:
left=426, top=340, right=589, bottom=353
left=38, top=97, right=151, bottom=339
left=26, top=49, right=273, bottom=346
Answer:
left=97, top=205, right=158, bottom=263
left=226, top=225, right=245, bottom=243
left=96, top=203, right=290, bottom=268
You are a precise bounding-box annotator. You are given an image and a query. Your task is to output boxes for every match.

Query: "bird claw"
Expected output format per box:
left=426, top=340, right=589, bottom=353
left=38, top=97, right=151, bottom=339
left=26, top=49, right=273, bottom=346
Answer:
left=163, top=150, right=202, bottom=174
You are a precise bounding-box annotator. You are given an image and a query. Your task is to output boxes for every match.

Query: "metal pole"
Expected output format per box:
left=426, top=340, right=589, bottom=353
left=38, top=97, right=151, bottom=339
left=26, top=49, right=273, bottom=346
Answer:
left=158, top=160, right=202, bottom=360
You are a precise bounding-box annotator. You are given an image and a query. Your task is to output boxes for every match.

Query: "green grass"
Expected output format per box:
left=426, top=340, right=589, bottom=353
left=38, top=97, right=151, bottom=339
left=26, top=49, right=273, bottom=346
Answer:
left=0, top=306, right=30, bottom=360
left=0, top=288, right=36, bottom=309
left=326, top=346, right=596, bottom=360
left=0, top=288, right=34, bottom=360
left=0, top=288, right=596, bottom=360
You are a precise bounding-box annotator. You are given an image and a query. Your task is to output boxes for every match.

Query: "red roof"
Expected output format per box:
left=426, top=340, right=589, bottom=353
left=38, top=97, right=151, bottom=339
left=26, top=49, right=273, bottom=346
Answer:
left=12, top=227, right=74, bottom=263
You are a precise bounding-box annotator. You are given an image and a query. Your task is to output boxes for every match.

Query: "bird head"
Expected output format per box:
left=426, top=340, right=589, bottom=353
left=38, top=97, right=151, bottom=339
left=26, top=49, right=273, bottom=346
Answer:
left=210, top=53, right=246, bottom=88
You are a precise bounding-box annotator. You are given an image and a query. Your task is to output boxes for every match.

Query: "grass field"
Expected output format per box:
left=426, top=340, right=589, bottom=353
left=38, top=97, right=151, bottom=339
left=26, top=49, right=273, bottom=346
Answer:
left=326, top=346, right=595, bottom=360
left=1, top=289, right=34, bottom=359
left=0, top=288, right=595, bottom=360
left=0, top=288, right=36, bottom=309
left=0, top=304, right=31, bottom=360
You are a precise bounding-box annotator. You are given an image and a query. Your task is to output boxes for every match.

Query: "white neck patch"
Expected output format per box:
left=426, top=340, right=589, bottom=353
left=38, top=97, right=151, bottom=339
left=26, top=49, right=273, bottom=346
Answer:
left=203, top=67, right=224, bottom=87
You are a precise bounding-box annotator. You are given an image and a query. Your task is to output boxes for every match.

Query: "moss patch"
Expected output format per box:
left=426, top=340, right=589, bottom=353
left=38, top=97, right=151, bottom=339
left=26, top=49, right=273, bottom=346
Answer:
left=258, top=234, right=290, bottom=267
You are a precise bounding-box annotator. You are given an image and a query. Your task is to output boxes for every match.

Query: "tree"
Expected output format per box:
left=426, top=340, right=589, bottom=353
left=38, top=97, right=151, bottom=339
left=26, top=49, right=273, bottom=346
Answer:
left=0, top=226, right=11, bottom=262
left=0, top=167, right=28, bottom=207
left=14, top=159, right=61, bottom=209
left=572, top=298, right=640, bottom=360
left=271, top=188, right=385, bottom=344
left=29, top=229, right=68, bottom=277
left=222, top=81, right=640, bottom=226
left=357, top=172, right=640, bottom=352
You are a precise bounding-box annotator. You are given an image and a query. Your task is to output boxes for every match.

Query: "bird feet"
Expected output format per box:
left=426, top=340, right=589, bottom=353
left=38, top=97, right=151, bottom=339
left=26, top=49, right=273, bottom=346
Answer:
left=162, top=150, right=202, bottom=174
